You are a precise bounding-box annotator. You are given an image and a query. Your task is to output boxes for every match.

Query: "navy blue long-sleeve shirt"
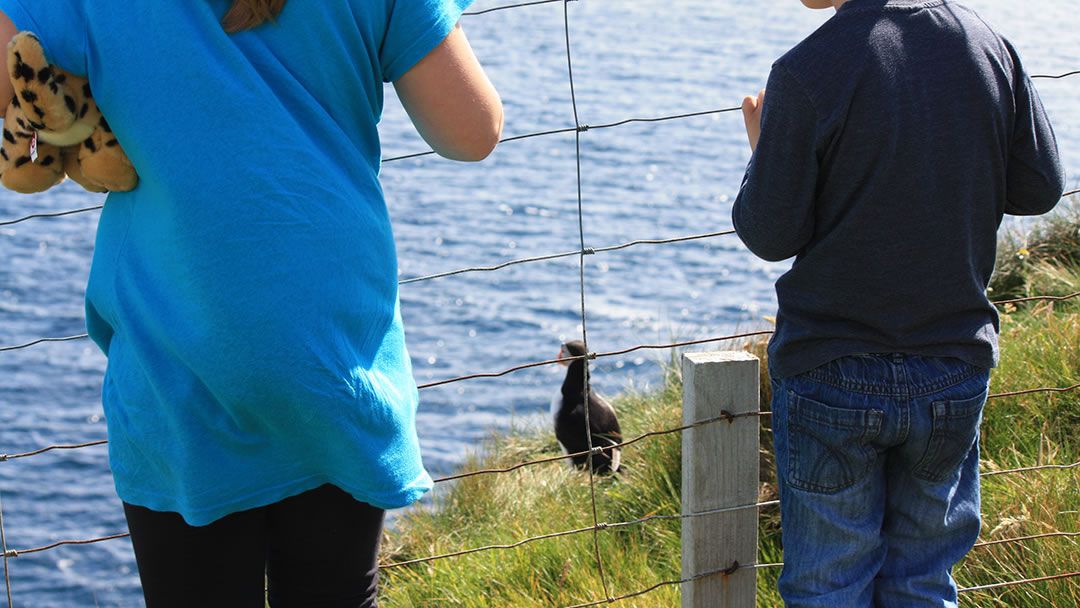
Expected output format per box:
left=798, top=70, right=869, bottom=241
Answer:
left=732, top=0, right=1064, bottom=379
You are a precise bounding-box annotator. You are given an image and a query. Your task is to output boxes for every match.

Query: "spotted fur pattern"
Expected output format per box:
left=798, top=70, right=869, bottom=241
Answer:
left=0, top=32, right=137, bottom=194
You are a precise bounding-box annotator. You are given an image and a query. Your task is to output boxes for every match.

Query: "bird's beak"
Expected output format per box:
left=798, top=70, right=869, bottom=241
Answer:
left=557, top=347, right=569, bottom=366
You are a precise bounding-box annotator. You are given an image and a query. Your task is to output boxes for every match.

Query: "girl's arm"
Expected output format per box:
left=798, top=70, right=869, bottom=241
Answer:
left=392, top=22, right=503, bottom=162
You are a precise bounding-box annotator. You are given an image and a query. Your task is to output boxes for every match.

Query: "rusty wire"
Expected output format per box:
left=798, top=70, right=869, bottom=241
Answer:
left=959, top=571, right=1080, bottom=593
left=433, top=409, right=768, bottom=483
left=561, top=561, right=781, bottom=608
left=6, top=284, right=1077, bottom=358
left=0, top=408, right=1076, bottom=606
left=7, top=497, right=1072, bottom=570
left=559, top=527, right=1080, bottom=607
left=0, top=110, right=744, bottom=230
left=1, top=413, right=1074, bottom=568
left=381, top=106, right=743, bottom=163
left=381, top=498, right=777, bottom=571
left=992, top=292, right=1080, bottom=306
left=1, top=534, right=131, bottom=559
left=378, top=454, right=1080, bottom=573
left=974, top=530, right=1080, bottom=549
left=981, top=460, right=1080, bottom=478
left=4, top=343, right=1078, bottom=476
left=3, top=331, right=1077, bottom=471
left=2, top=182, right=1075, bottom=235
left=416, top=331, right=773, bottom=390
left=0, top=440, right=108, bottom=463
left=398, top=229, right=736, bottom=284
left=558, top=548, right=1080, bottom=608
left=989, top=383, right=1080, bottom=399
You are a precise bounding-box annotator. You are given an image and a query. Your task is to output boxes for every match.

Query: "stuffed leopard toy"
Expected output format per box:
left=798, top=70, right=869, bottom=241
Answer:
left=0, top=31, right=137, bottom=194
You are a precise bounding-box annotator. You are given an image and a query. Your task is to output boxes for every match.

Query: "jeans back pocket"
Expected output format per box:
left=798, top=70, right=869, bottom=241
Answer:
left=912, top=389, right=986, bottom=483
left=786, top=390, right=884, bottom=494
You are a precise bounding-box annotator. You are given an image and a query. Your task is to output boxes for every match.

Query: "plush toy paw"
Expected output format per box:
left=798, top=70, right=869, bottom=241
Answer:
left=75, top=98, right=138, bottom=192
left=0, top=31, right=137, bottom=194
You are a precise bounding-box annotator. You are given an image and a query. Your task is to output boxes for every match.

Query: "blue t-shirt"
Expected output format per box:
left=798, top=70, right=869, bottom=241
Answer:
left=0, top=0, right=469, bottom=525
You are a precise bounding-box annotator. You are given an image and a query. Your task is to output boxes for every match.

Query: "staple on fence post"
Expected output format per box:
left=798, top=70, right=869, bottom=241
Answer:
left=681, top=350, right=759, bottom=608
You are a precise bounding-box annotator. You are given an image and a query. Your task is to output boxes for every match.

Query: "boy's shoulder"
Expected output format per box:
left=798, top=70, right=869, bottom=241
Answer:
left=775, top=0, right=1009, bottom=88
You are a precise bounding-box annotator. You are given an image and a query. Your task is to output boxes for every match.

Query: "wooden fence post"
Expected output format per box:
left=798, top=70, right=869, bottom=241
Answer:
left=681, top=350, right=760, bottom=608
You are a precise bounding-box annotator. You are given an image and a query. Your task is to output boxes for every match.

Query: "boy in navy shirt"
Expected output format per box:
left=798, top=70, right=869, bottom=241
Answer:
left=733, top=0, right=1064, bottom=605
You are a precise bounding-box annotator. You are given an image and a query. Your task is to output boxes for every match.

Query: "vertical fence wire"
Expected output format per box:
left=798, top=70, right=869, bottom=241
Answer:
left=562, top=0, right=612, bottom=601
left=0, top=488, right=13, bottom=608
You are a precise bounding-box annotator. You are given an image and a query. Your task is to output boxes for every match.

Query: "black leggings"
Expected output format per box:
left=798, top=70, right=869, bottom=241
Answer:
left=123, top=484, right=385, bottom=608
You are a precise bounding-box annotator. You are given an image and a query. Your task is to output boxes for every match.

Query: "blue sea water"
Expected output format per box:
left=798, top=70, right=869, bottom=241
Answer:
left=0, top=0, right=1078, bottom=605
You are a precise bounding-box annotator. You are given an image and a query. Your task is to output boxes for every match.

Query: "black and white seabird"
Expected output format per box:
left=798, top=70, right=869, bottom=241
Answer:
left=552, top=340, right=622, bottom=474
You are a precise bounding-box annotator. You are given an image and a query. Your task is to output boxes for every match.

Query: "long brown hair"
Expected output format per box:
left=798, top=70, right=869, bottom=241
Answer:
left=221, top=0, right=287, bottom=33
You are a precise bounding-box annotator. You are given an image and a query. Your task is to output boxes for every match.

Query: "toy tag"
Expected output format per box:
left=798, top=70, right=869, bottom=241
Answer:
left=30, top=132, right=38, bottom=162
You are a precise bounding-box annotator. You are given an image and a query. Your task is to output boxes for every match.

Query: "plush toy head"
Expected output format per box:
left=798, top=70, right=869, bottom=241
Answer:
left=0, top=31, right=138, bottom=194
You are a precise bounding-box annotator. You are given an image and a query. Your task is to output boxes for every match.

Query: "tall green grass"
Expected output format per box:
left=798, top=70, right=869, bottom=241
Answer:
left=957, top=303, right=1080, bottom=607
left=990, top=202, right=1080, bottom=300
left=379, top=200, right=1080, bottom=607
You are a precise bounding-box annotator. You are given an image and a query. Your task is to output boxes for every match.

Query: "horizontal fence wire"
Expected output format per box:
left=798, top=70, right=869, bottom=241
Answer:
left=959, top=571, right=1080, bottom=594
left=0, top=334, right=88, bottom=353
left=2, top=163, right=1072, bottom=232
left=5, top=263, right=1080, bottom=359
left=1032, top=70, right=1080, bottom=80
left=398, top=229, right=736, bottom=284
left=382, top=107, right=744, bottom=163
left=2, top=409, right=1078, bottom=595
left=0, top=205, right=103, bottom=227
left=981, top=460, right=1080, bottom=478
left=4, top=91, right=1074, bottom=231
left=0, top=69, right=1073, bottom=226
left=416, top=331, right=774, bottom=390
left=432, top=409, right=768, bottom=483
left=413, top=285, right=1080, bottom=388
left=973, top=530, right=1080, bottom=549
left=562, top=567, right=1080, bottom=606
left=4, top=328, right=1080, bottom=465
left=0, top=440, right=107, bottom=463
left=5, top=437, right=1078, bottom=564
left=1, top=534, right=130, bottom=559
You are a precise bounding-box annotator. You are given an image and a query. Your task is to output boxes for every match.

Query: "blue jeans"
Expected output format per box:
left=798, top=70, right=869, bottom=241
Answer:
left=771, top=354, right=990, bottom=607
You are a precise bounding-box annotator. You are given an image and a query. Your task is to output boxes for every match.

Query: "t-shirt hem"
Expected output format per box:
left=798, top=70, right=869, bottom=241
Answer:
left=116, top=472, right=433, bottom=527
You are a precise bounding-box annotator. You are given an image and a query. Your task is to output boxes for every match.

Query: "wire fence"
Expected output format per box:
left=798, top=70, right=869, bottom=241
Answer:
left=2, top=0, right=1080, bottom=606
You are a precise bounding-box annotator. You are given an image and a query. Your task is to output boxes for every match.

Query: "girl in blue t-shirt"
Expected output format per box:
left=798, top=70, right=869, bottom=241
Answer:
left=0, top=0, right=502, bottom=605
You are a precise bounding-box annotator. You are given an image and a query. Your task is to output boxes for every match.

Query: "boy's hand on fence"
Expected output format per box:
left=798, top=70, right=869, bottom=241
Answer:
left=742, top=89, right=765, bottom=153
